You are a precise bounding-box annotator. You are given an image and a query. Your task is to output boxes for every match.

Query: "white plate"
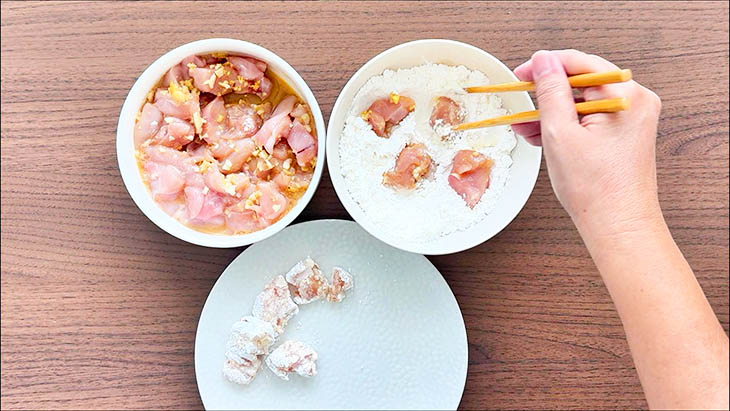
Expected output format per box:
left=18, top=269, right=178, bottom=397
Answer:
left=195, top=219, right=468, bottom=410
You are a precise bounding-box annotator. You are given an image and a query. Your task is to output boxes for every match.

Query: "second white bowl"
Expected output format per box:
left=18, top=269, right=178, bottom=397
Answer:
left=326, top=39, right=542, bottom=255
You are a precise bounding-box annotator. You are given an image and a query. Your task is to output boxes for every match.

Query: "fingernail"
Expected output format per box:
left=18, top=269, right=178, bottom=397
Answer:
left=531, top=51, right=562, bottom=80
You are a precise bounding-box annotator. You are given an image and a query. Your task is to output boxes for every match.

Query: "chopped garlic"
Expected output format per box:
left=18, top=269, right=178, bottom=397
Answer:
left=245, top=191, right=262, bottom=209
left=222, top=159, right=233, bottom=171
left=389, top=92, right=400, bottom=104
left=193, top=111, right=204, bottom=134
left=360, top=110, right=371, bottom=121
left=168, top=81, right=190, bottom=104
left=203, top=73, right=217, bottom=89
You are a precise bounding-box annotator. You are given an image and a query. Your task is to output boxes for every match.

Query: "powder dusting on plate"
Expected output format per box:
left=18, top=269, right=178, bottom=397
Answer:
left=338, top=63, right=517, bottom=242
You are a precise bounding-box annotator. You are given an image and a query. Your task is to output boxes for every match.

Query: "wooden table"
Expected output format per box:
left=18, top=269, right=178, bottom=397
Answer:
left=1, top=1, right=728, bottom=409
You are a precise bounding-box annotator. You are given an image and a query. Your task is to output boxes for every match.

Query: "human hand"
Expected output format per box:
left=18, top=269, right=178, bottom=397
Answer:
left=512, top=50, right=664, bottom=234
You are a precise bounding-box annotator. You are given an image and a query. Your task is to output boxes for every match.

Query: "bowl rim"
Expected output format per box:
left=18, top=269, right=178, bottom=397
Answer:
left=326, top=39, right=541, bottom=255
left=116, top=38, right=326, bottom=248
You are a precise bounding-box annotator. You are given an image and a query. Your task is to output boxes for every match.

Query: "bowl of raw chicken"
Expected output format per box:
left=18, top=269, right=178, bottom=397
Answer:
left=117, top=38, right=326, bottom=247
left=327, top=39, right=542, bottom=255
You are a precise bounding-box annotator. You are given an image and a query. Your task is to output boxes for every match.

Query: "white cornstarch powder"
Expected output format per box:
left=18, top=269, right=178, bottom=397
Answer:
left=338, top=64, right=517, bottom=242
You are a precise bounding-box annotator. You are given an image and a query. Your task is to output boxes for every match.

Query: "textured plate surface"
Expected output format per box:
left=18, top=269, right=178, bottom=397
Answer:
left=195, top=219, right=468, bottom=410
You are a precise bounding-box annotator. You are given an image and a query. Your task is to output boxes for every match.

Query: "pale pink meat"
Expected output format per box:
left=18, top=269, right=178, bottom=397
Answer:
left=153, top=117, right=194, bottom=149
left=382, top=143, right=431, bottom=189
left=271, top=142, right=291, bottom=160
left=143, top=145, right=193, bottom=171
left=201, top=96, right=227, bottom=142
left=272, top=96, right=297, bottom=117
left=184, top=186, right=205, bottom=219
left=429, top=96, right=463, bottom=127
left=225, top=208, right=262, bottom=233
left=162, top=64, right=189, bottom=87
left=253, top=112, right=291, bottom=153
left=257, top=77, right=273, bottom=99
left=365, top=95, right=415, bottom=137
left=153, top=89, right=200, bottom=121
left=181, top=55, right=207, bottom=69
left=203, top=163, right=230, bottom=194
left=145, top=162, right=185, bottom=201
left=136, top=53, right=319, bottom=236
left=227, top=56, right=265, bottom=80
left=226, top=105, right=261, bottom=140
left=134, top=103, right=163, bottom=148
left=195, top=192, right=225, bottom=222
left=190, top=63, right=238, bottom=96
left=286, top=122, right=317, bottom=166
left=221, top=138, right=256, bottom=173
left=447, top=150, right=493, bottom=208
left=249, top=182, right=287, bottom=223
left=203, top=97, right=261, bottom=144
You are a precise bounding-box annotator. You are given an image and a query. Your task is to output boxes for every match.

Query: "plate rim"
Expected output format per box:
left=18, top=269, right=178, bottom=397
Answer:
left=194, top=218, right=468, bottom=410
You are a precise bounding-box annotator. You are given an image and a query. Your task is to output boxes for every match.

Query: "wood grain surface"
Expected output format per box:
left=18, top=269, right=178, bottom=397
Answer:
left=1, top=1, right=728, bottom=409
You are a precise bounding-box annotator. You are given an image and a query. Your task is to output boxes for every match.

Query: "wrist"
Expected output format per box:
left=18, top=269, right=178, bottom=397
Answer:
left=572, top=193, right=667, bottom=247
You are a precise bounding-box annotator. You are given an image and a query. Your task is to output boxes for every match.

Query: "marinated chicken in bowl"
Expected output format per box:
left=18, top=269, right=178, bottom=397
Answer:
left=134, top=53, right=317, bottom=234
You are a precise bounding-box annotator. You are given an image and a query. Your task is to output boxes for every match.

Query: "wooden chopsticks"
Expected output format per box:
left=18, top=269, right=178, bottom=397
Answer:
left=465, top=69, right=632, bottom=93
left=452, top=98, right=630, bottom=130
left=454, top=69, right=633, bottom=131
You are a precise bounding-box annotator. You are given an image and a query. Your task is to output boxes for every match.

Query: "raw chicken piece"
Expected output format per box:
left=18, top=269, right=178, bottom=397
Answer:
left=225, top=207, right=263, bottom=233
left=227, top=56, right=266, bottom=81
left=201, top=96, right=228, bottom=142
left=286, top=122, right=317, bottom=167
left=222, top=357, right=262, bottom=386
left=252, top=275, right=299, bottom=335
left=265, top=340, right=318, bottom=380
left=272, top=95, right=297, bottom=117
left=144, top=162, right=184, bottom=201
left=184, top=186, right=205, bottom=220
left=362, top=93, right=415, bottom=137
left=247, top=181, right=288, bottom=224
left=429, top=96, right=464, bottom=128
left=153, top=117, right=195, bottom=149
left=259, top=77, right=273, bottom=98
left=220, top=138, right=256, bottom=173
left=143, top=144, right=194, bottom=171
left=253, top=111, right=292, bottom=154
left=225, top=316, right=277, bottom=363
left=284, top=258, right=328, bottom=304
left=190, top=61, right=239, bottom=96
left=162, top=64, right=189, bottom=87
left=192, top=191, right=226, bottom=223
left=226, top=104, right=261, bottom=140
left=134, top=103, right=162, bottom=147
left=327, top=266, right=354, bottom=303
left=153, top=88, right=200, bottom=121
left=382, top=143, right=432, bottom=189
left=290, top=103, right=309, bottom=121
left=181, top=55, right=207, bottom=70
left=448, top=150, right=494, bottom=208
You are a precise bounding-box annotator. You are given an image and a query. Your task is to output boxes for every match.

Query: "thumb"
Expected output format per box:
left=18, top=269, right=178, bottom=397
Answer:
left=531, top=50, right=579, bottom=136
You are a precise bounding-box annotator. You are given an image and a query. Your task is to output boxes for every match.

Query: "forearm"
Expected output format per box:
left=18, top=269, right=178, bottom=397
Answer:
left=577, top=210, right=729, bottom=410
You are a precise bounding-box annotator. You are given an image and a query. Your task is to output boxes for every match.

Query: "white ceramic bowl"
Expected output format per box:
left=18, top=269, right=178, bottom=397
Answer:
left=117, top=38, right=326, bottom=248
left=327, top=39, right=542, bottom=255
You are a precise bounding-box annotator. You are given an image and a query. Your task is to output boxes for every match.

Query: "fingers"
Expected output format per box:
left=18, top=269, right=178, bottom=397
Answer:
left=530, top=51, right=579, bottom=135
left=511, top=121, right=542, bottom=146
left=514, top=49, right=619, bottom=80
